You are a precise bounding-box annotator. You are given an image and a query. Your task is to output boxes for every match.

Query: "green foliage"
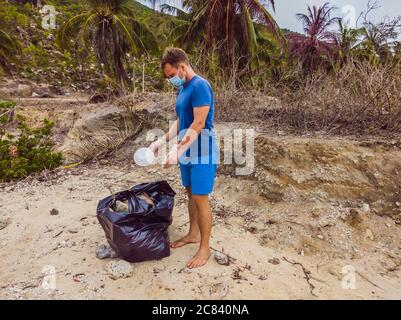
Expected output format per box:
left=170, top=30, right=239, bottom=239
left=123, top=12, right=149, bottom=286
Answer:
left=16, top=12, right=29, bottom=28
left=22, top=43, right=49, bottom=67
left=0, top=2, right=22, bottom=74
left=0, top=100, right=16, bottom=109
left=0, top=0, right=400, bottom=92
left=0, top=104, right=62, bottom=182
left=57, top=0, right=160, bottom=92
left=0, top=100, right=16, bottom=127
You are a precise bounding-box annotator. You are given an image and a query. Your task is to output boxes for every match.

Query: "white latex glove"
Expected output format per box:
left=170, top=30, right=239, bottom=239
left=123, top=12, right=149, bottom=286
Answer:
left=162, top=144, right=179, bottom=168
left=149, top=138, right=165, bottom=157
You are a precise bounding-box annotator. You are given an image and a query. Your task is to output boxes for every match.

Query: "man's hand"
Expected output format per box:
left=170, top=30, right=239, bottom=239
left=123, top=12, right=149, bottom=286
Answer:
left=149, top=139, right=164, bottom=157
left=162, top=145, right=179, bottom=168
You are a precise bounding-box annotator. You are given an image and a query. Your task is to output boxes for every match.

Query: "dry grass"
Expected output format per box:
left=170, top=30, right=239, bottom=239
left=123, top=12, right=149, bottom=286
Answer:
left=215, top=60, right=401, bottom=136
left=266, top=60, right=401, bottom=135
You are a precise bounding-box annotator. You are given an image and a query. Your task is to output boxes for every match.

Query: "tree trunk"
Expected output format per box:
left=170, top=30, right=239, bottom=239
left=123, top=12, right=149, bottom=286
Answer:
left=111, top=26, right=128, bottom=95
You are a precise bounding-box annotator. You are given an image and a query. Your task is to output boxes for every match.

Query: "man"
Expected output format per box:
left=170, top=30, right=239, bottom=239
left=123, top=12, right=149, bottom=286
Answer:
left=149, top=47, right=218, bottom=269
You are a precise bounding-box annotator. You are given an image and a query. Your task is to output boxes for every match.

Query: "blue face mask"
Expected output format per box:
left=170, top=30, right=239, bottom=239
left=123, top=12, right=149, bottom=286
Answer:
left=169, top=73, right=186, bottom=88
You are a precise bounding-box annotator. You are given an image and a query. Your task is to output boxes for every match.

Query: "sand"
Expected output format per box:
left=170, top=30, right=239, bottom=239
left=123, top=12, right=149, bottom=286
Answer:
left=1, top=93, right=400, bottom=300
left=1, top=156, right=400, bottom=300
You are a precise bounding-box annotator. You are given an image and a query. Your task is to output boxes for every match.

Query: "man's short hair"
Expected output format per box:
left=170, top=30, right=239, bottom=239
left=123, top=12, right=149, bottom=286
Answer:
left=161, top=47, right=190, bottom=69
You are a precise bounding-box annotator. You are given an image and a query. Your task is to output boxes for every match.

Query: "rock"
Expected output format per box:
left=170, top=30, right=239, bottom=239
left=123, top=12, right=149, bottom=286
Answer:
left=362, top=203, right=370, bottom=213
left=16, top=84, right=33, bottom=97
left=214, top=251, right=230, bottom=266
left=58, top=99, right=172, bottom=164
left=247, top=223, right=259, bottom=234
left=99, top=159, right=109, bottom=165
left=253, top=136, right=401, bottom=206
left=57, top=240, right=76, bottom=248
left=50, top=208, right=59, bottom=216
left=319, top=218, right=335, bottom=228
left=105, top=260, right=133, bottom=279
left=0, top=83, right=32, bottom=97
left=209, top=282, right=229, bottom=299
left=365, top=229, right=375, bottom=241
left=96, top=244, right=119, bottom=259
left=268, top=258, right=280, bottom=265
left=317, top=234, right=324, bottom=240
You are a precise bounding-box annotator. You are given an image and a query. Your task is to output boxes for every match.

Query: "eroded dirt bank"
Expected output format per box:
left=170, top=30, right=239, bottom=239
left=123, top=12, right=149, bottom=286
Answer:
left=0, top=93, right=400, bottom=299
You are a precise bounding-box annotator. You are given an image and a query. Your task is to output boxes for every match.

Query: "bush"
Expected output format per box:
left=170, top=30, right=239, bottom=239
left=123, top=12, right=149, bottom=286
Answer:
left=0, top=104, right=62, bottom=182
left=263, top=60, right=401, bottom=135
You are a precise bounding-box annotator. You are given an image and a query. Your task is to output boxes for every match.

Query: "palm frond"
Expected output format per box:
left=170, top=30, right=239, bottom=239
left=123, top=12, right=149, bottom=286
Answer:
left=290, top=2, right=340, bottom=72
left=56, top=0, right=158, bottom=91
left=0, top=28, right=21, bottom=74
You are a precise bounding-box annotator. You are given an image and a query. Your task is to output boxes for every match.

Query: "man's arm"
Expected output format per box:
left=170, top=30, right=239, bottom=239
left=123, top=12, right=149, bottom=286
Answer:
left=149, top=119, right=179, bottom=155
left=177, top=107, right=209, bottom=156
left=163, top=107, right=209, bottom=167
left=166, top=119, right=179, bottom=142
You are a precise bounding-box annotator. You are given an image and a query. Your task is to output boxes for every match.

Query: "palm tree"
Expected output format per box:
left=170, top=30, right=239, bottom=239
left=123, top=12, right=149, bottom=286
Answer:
left=160, top=0, right=201, bottom=18
left=157, top=0, right=201, bottom=44
left=145, top=0, right=171, bottom=11
left=12, top=0, right=43, bottom=7
left=358, top=18, right=401, bottom=63
left=143, top=0, right=157, bottom=11
left=182, top=0, right=283, bottom=73
left=394, top=42, right=401, bottom=63
left=0, top=23, right=21, bottom=75
left=57, top=0, right=158, bottom=92
left=289, top=2, right=340, bottom=73
left=335, top=19, right=364, bottom=63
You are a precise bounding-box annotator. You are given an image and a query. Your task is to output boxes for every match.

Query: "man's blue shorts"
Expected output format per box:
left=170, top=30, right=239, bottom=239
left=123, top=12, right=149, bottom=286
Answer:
left=179, top=163, right=218, bottom=195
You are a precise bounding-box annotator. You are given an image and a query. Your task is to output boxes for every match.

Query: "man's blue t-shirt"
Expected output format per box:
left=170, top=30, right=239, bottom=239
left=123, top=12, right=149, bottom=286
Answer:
left=176, top=75, right=218, bottom=164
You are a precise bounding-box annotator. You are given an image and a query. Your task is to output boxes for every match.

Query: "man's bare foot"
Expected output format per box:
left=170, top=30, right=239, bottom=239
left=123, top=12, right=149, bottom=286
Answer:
left=187, top=247, right=211, bottom=269
left=170, top=233, right=200, bottom=248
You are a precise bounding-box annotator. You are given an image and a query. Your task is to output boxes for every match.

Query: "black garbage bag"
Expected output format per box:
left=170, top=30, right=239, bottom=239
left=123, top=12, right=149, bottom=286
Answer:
left=97, top=181, right=176, bottom=263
